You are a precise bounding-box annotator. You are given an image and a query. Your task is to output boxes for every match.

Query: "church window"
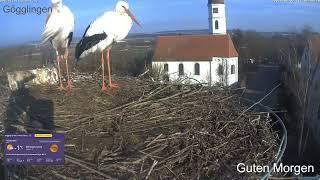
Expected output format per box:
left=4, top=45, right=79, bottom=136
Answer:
left=215, top=20, right=219, bottom=30
left=231, top=65, right=235, bottom=74
left=195, top=63, right=200, bottom=75
left=164, top=63, right=169, bottom=72
left=179, top=64, right=184, bottom=76
left=218, top=65, right=223, bottom=75
left=213, top=8, right=218, bottom=13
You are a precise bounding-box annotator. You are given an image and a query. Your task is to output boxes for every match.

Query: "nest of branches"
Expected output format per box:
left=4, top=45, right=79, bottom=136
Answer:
left=2, top=72, right=280, bottom=179
left=0, top=75, right=9, bottom=135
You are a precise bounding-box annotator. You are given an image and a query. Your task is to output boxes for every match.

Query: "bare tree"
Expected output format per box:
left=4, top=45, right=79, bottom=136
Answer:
left=282, top=30, right=318, bottom=157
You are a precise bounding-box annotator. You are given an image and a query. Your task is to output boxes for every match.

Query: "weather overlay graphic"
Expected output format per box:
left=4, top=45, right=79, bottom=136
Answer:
left=4, top=134, right=64, bottom=165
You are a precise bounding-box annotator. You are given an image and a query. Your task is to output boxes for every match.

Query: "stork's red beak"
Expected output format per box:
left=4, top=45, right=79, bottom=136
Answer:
left=124, top=8, right=141, bottom=28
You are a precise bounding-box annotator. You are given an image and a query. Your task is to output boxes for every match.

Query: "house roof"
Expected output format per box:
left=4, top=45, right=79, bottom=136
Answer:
left=153, top=34, right=238, bottom=61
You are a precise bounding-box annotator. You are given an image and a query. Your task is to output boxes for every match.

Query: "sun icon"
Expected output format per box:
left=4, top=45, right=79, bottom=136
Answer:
left=7, top=144, right=13, bottom=152
left=50, top=144, right=59, bottom=153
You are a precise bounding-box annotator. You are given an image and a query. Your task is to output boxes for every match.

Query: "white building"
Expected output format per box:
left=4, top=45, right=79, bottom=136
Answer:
left=152, top=0, right=239, bottom=86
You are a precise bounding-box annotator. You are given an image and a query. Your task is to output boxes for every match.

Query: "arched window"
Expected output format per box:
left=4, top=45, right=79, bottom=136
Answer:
left=179, top=64, right=184, bottom=76
left=164, top=63, right=169, bottom=72
left=231, top=65, right=235, bottom=74
left=218, top=65, right=223, bottom=75
left=215, top=20, right=219, bottom=30
left=194, top=63, right=200, bottom=75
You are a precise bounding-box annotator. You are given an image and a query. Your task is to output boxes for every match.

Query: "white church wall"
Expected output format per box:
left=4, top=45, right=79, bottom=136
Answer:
left=228, top=57, right=239, bottom=86
left=152, top=61, right=211, bottom=85
left=152, top=58, right=238, bottom=86
left=210, top=58, right=221, bottom=85
left=211, top=57, right=238, bottom=86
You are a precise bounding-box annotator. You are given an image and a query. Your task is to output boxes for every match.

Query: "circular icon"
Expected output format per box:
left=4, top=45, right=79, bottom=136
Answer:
left=7, top=144, right=13, bottom=151
left=50, top=144, right=59, bottom=153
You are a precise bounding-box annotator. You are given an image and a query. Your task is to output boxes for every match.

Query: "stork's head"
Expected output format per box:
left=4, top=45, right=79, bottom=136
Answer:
left=115, top=1, right=141, bottom=28
left=51, top=0, right=62, bottom=6
left=51, top=0, right=61, bottom=4
left=115, top=1, right=129, bottom=13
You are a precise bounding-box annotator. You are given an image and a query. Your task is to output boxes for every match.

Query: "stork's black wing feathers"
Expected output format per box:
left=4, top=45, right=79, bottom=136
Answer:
left=67, top=32, right=73, bottom=47
left=83, top=24, right=91, bottom=38
left=75, top=32, right=108, bottom=61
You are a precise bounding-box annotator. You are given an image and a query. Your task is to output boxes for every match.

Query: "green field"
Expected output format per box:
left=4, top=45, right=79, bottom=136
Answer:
left=0, top=38, right=155, bottom=77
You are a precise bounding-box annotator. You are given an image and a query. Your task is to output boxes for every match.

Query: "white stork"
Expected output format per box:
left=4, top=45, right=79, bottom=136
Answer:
left=75, top=0, right=141, bottom=92
left=43, top=0, right=75, bottom=91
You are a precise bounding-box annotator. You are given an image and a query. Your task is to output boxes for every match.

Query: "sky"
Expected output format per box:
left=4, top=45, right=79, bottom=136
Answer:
left=0, top=0, right=319, bottom=46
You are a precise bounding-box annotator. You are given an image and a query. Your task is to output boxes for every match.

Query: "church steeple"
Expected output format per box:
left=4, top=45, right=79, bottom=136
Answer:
left=208, top=0, right=227, bottom=34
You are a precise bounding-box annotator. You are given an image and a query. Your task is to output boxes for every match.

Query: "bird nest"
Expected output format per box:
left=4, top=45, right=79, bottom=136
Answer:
left=1, top=72, right=282, bottom=179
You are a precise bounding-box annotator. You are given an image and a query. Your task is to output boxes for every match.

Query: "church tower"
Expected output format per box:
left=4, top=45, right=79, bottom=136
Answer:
left=208, top=0, right=227, bottom=34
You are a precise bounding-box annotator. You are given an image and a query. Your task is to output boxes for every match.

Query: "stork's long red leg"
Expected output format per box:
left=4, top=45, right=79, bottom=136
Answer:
left=106, top=48, right=118, bottom=89
left=64, top=48, right=72, bottom=91
left=101, top=51, right=107, bottom=92
left=56, top=50, right=64, bottom=91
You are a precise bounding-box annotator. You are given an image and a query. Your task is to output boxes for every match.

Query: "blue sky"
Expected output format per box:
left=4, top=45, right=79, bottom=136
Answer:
left=0, top=0, right=319, bottom=46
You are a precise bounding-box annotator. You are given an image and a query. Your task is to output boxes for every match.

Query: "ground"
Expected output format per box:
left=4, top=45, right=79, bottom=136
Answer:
left=0, top=72, right=281, bottom=179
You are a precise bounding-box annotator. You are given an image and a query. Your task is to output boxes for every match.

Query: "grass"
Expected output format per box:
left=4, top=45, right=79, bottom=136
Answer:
left=0, top=39, right=154, bottom=77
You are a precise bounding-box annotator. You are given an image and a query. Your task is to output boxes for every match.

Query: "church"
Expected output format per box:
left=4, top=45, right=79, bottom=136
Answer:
left=152, top=0, right=239, bottom=86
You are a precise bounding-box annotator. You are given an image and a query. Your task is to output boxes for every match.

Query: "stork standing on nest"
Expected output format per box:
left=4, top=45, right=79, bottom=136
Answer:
left=43, top=0, right=75, bottom=91
left=75, top=0, right=141, bottom=92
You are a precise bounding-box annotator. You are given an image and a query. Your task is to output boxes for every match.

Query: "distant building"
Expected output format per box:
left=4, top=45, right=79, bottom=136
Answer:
left=152, top=0, right=239, bottom=86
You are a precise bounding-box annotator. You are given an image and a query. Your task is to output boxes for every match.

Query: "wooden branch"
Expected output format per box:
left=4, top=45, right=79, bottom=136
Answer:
left=237, top=83, right=281, bottom=120
left=51, top=170, right=78, bottom=180
left=65, top=155, right=114, bottom=180
left=145, top=160, right=158, bottom=180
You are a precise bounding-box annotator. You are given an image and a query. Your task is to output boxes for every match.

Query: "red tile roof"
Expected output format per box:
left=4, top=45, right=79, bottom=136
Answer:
left=153, top=34, right=238, bottom=61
